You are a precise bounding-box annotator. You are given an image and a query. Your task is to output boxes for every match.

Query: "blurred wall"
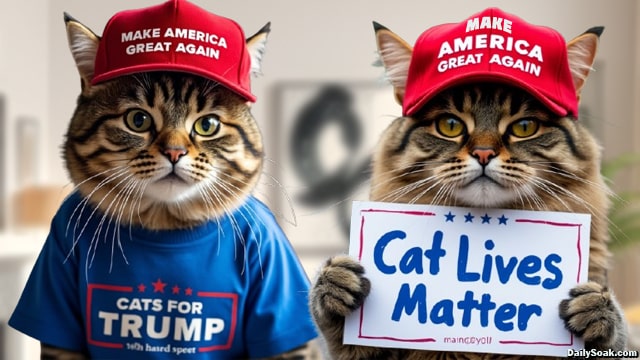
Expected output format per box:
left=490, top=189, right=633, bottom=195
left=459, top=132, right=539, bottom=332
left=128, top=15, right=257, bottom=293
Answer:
left=0, top=0, right=50, bottom=227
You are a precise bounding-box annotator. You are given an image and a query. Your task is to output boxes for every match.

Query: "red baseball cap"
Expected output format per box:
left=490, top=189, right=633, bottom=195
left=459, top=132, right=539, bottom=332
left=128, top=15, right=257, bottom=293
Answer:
left=92, top=0, right=256, bottom=102
left=403, top=7, right=577, bottom=117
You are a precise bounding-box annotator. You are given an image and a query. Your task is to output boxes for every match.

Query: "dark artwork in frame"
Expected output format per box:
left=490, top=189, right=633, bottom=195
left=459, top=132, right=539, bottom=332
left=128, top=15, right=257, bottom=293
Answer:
left=269, top=81, right=399, bottom=257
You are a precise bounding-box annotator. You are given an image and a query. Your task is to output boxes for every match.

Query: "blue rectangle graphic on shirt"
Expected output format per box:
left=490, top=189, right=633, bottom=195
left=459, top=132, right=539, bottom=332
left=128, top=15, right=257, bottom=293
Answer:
left=86, top=280, right=238, bottom=355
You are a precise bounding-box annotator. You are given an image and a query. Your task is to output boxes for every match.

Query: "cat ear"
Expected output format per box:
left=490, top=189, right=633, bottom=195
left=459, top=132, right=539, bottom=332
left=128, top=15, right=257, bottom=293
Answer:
left=566, top=27, right=603, bottom=101
left=246, top=22, right=271, bottom=76
left=64, top=13, right=100, bottom=90
left=374, top=22, right=413, bottom=105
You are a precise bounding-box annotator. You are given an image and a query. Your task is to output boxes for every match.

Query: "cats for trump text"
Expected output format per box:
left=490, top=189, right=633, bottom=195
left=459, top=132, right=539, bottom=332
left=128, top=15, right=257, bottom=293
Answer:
left=343, top=201, right=590, bottom=357
left=87, top=281, right=237, bottom=355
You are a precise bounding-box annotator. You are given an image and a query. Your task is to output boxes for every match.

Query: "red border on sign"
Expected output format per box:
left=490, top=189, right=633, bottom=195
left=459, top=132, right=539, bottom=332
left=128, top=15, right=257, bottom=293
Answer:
left=354, top=210, right=585, bottom=348
left=357, top=209, right=437, bottom=343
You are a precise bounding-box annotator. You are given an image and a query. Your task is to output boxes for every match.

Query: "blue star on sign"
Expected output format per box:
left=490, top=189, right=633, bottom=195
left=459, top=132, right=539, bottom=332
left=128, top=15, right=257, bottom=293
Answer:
left=444, top=211, right=456, bottom=222
left=481, top=214, right=492, bottom=224
left=498, top=215, right=509, bottom=225
left=464, top=212, right=474, bottom=223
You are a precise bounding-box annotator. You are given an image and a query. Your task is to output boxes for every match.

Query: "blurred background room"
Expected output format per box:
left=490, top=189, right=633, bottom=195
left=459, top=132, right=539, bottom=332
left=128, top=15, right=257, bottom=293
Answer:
left=1, top=0, right=640, bottom=358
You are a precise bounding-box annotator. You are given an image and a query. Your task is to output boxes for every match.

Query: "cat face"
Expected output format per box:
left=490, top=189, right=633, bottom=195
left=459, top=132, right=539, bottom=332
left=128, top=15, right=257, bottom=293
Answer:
left=371, top=25, right=608, bottom=214
left=372, top=83, right=602, bottom=209
left=65, top=73, right=262, bottom=210
left=63, top=17, right=270, bottom=230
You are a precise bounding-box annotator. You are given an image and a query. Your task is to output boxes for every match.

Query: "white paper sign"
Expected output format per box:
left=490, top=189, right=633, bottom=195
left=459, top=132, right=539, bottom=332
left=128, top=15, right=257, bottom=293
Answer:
left=344, top=201, right=590, bottom=357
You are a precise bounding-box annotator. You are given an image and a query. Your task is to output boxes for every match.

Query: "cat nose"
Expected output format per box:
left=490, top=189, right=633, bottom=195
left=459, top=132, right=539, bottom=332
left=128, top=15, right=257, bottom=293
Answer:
left=162, top=146, right=188, bottom=164
left=471, top=147, right=497, bottom=166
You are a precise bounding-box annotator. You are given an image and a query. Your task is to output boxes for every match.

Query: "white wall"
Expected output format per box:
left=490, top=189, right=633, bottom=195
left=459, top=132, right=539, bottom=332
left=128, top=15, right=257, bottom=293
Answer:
left=0, top=1, right=50, bottom=359
left=0, top=0, right=50, bottom=225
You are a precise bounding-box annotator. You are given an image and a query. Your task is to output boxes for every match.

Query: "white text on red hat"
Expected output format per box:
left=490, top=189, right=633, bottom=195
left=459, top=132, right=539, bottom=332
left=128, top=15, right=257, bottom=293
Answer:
left=120, top=27, right=228, bottom=60
left=437, top=15, right=544, bottom=76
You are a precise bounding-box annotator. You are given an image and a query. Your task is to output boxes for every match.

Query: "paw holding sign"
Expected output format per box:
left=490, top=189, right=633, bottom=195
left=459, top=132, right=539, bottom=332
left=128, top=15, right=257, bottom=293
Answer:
left=310, top=256, right=630, bottom=359
left=311, top=255, right=371, bottom=318
left=311, top=256, right=401, bottom=360
left=559, top=281, right=628, bottom=351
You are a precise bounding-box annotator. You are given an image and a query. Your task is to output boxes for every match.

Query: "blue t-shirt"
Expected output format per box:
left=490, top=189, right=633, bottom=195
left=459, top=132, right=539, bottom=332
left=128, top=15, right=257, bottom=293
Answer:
left=9, top=192, right=317, bottom=359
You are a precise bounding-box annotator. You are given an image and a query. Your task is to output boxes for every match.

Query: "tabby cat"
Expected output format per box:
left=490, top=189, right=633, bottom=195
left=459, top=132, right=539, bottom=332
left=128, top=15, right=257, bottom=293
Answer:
left=9, top=2, right=318, bottom=359
left=310, top=21, right=628, bottom=360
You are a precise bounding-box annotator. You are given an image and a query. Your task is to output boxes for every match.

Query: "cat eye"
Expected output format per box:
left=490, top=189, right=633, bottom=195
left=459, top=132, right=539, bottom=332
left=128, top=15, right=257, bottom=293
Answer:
left=124, top=109, right=153, bottom=132
left=436, top=117, right=466, bottom=138
left=193, top=115, right=221, bottom=137
left=509, top=119, right=540, bottom=138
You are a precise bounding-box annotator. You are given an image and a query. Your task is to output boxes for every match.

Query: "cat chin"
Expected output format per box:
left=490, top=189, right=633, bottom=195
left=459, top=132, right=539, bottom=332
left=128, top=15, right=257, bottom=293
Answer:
left=143, top=178, right=200, bottom=204
left=454, top=181, right=519, bottom=208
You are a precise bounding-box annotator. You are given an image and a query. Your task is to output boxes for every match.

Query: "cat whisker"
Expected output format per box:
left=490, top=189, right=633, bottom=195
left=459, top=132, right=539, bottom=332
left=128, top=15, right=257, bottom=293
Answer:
left=372, top=160, right=446, bottom=181
left=526, top=174, right=605, bottom=219
left=109, top=177, right=143, bottom=268
left=200, top=181, right=247, bottom=270
left=195, top=186, right=224, bottom=255
left=120, top=177, right=147, bottom=256
left=533, top=165, right=619, bottom=201
left=528, top=160, right=611, bottom=186
left=369, top=163, right=444, bottom=203
left=205, top=172, right=271, bottom=278
left=524, top=176, right=575, bottom=212
left=65, top=167, right=130, bottom=260
left=225, top=165, right=298, bottom=227
left=376, top=174, right=437, bottom=203
left=408, top=177, right=444, bottom=205
left=211, top=176, right=265, bottom=244
left=263, top=158, right=370, bottom=218
left=429, top=180, right=458, bottom=207
left=529, top=175, right=626, bottom=244
left=65, top=166, right=128, bottom=226
left=511, top=178, right=547, bottom=211
left=255, top=170, right=297, bottom=226
left=86, top=173, right=137, bottom=272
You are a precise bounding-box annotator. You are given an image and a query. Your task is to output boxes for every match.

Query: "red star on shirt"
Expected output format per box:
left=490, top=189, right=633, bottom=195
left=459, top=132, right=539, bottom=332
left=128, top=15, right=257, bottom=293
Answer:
left=185, top=287, right=193, bottom=296
left=152, top=278, right=167, bottom=293
left=137, top=283, right=146, bottom=293
left=172, top=285, right=180, bottom=295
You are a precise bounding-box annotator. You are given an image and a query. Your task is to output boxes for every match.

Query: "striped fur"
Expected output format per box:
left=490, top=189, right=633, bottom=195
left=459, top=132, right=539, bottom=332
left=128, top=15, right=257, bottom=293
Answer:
left=41, top=14, right=320, bottom=360
left=64, top=72, right=264, bottom=230
left=310, top=25, right=628, bottom=359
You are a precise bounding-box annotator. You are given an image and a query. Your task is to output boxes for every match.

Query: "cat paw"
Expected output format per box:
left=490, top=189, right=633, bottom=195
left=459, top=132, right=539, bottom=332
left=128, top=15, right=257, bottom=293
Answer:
left=559, top=281, right=627, bottom=350
left=310, top=255, right=371, bottom=319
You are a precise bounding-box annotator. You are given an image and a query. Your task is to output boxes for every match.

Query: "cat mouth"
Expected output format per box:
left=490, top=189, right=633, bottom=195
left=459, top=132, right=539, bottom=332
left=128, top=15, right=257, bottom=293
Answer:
left=144, top=172, right=197, bottom=203
left=159, top=173, right=187, bottom=183
left=467, top=175, right=503, bottom=188
left=456, top=175, right=517, bottom=207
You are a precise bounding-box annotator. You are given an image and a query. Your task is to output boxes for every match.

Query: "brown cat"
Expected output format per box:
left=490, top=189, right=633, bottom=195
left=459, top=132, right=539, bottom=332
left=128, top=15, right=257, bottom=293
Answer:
left=9, top=1, right=318, bottom=359
left=310, top=8, right=628, bottom=360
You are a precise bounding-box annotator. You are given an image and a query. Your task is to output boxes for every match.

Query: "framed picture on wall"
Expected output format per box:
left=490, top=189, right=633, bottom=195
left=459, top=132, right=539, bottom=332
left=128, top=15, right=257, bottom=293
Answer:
left=268, top=81, right=400, bottom=271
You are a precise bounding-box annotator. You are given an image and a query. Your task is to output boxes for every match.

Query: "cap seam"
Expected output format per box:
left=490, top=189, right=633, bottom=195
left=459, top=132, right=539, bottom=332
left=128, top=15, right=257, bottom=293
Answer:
left=172, top=0, right=179, bottom=64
